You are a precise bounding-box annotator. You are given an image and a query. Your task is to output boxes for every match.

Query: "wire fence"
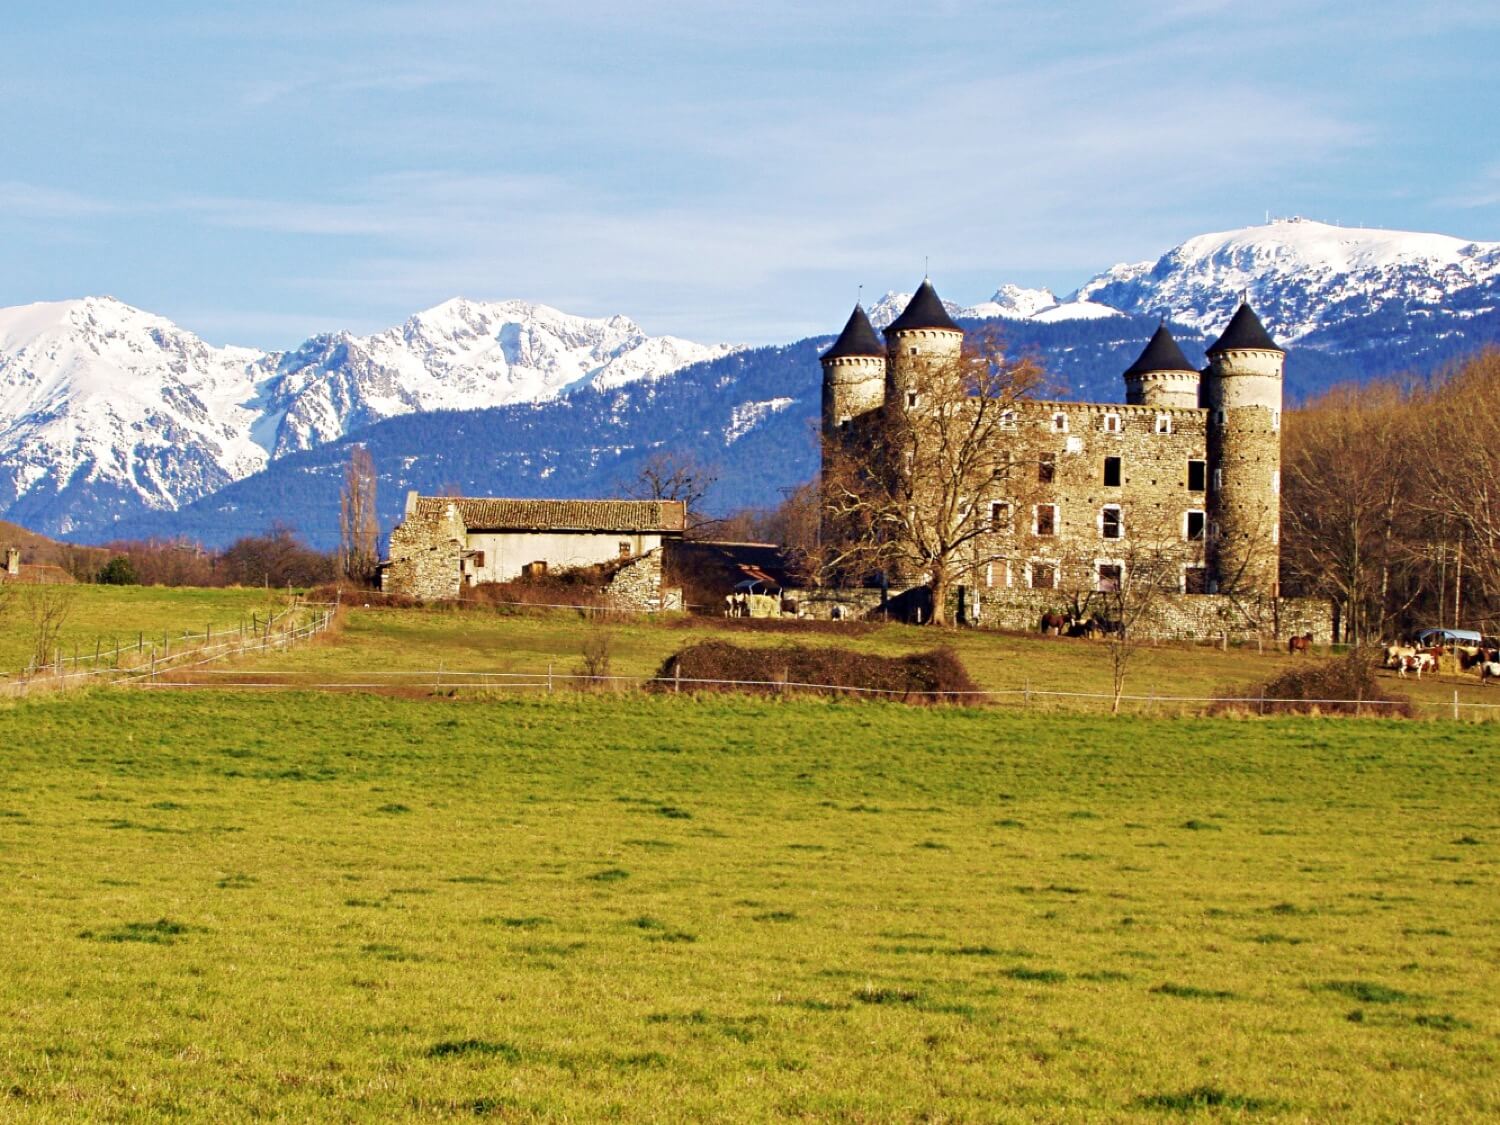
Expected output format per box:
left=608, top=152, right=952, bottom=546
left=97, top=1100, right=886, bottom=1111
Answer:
left=126, top=663, right=1500, bottom=719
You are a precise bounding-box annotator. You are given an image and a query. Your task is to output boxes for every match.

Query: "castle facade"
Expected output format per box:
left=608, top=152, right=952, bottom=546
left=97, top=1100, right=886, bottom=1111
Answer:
left=819, top=280, right=1285, bottom=604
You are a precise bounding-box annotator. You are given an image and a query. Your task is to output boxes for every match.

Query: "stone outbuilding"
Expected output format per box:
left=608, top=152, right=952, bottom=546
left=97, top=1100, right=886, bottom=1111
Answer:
left=381, top=494, right=686, bottom=604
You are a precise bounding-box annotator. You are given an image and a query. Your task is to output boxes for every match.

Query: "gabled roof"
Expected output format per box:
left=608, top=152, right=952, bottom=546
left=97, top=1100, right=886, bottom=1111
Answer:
left=885, top=279, right=962, bottom=334
left=1207, top=302, right=1283, bottom=354
left=412, top=496, right=686, bottom=533
left=820, top=304, right=886, bottom=361
left=1123, top=323, right=1198, bottom=377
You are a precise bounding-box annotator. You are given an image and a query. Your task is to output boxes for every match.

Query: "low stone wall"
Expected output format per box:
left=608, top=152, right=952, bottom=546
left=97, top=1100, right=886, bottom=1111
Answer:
left=797, top=584, right=1333, bottom=643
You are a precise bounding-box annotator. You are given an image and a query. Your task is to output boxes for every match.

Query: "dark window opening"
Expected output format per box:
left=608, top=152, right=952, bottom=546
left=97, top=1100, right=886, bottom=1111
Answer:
left=619, top=541, right=633, bottom=559
left=471, top=551, right=486, bottom=569
left=1186, top=511, right=1205, bottom=540
left=1101, top=507, right=1122, bottom=539
left=1187, top=459, right=1206, bottom=491
left=1038, top=452, right=1055, bottom=484
left=1184, top=566, right=1209, bottom=595
left=990, top=502, right=1011, bottom=532
left=1103, top=456, right=1121, bottom=487
left=1098, top=564, right=1121, bottom=592
left=1036, top=505, right=1056, bottom=536
left=1030, top=562, right=1056, bottom=589
left=906, top=391, right=919, bottom=408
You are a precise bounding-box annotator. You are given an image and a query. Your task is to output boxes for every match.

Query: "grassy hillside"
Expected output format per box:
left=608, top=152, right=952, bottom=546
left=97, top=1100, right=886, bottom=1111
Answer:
left=0, top=692, right=1493, bottom=1119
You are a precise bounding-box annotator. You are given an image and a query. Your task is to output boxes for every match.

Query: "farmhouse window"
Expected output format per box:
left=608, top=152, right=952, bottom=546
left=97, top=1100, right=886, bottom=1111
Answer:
left=1103, top=456, right=1122, bottom=487
left=986, top=560, right=1011, bottom=589
left=1187, top=459, right=1206, bottom=491
left=1154, top=413, right=1172, bottom=434
left=1184, top=566, right=1209, bottom=594
left=1185, top=510, right=1206, bottom=541
left=1051, top=412, right=1069, bottom=433
left=1037, top=452, right=1056, bottom=484
left=471, top=551, right=486, bottom=569
left=1100, top=505, right=1122, bottom=539
left=1035, top=505, right=1057, bottom=536
left=619, top=541, right=632, bottom=559
left=1097, top=564, right=1122, bottom=592
left=990, top=501, right=1011, bottom=532
left=1029, top=561, right=1056, bottom=589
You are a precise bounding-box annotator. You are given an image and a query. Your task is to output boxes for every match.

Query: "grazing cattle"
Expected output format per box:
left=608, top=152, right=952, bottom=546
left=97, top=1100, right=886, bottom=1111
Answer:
left=1397, top=652, right=1438, bottom=678
left=1384, top=645, right=1416, bottom=669
left=1039, top=611, right=1066, bottom=636
left=1288, top=633, right=1313, bottom=655
left=1482, top=661, right=1500, bottom=683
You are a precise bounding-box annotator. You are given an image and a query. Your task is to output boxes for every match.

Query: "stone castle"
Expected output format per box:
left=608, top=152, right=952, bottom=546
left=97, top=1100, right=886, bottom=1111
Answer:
left=818, top=280, right=1316, bottom=636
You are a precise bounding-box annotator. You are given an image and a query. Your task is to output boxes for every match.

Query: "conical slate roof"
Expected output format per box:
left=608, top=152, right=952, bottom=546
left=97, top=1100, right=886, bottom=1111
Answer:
left=1207, top=302, right=1283, bottom=354
left=820, top=304, right=886, bottom=361
left=885, top=279, right=962, bottom=334
left=1123, top=323, right=1197, bottom=378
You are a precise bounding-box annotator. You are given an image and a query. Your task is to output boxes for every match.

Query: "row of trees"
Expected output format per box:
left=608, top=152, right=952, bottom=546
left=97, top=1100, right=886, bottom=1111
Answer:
left=1282, top=349, right=1500, bottom=640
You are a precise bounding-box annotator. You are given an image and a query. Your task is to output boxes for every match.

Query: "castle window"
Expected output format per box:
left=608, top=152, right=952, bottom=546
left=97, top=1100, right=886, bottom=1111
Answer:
left=1184, top=566, right=1209, bottom=595
left=1051, top=412, right=1069, bottom=433
left=1187, top=459, right=1206, bottom=491
left=990, top=502, right=1011, bottom=532
left=1037, top=453, right=1055, bottom=484
left=838, top=415, right=851, bottom=430
left=1035, top=504, right=1057, bottom=536
left=1097, top=564, right=1122, bottom=592
left=1000, top=409, right=1017, bottom=430
left=1103, top=456, right=1122, bottom=487
left=1100, top=505, right=1122, bottom=539
left=1102, top=412, right=1121, bottom=434
left=907, top=391, right=919, bottom=408
left=1029, top=561, right=1056, bottom=589
left=1185, top=510, right=1205, bottom=541
left=1154, top=413, right=1172, bottom=434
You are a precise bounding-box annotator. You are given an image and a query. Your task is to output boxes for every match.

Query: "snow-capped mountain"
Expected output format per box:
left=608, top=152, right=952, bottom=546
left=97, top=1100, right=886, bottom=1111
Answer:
left=261, top=298, right=736, bottom=455
left=870, top=283, right=1124, bottom=328
left=0, top=296, right=737, bottom=534
left=1073, top=217, right=1500, bottom=343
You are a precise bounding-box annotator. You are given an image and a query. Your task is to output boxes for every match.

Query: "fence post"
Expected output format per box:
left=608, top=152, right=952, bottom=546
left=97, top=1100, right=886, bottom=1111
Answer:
left=548, top=661, right=554, bottom=693
left=674, top=661, right=681, bottom=695
left=1453, top=690, right=1460, bottom=722
left=1024, top=677, right=1031, bottom=708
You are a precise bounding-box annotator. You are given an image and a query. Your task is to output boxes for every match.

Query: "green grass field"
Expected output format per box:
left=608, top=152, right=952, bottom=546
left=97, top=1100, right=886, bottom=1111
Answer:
left=0, top=690, right=1495, bottom=1120
left=0, top=585, right=289, bottom=676
left=230, top=605, right=1500, bottom=717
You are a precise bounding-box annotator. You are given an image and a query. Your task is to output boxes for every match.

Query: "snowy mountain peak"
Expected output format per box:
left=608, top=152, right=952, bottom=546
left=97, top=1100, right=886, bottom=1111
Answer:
left=968, top=283, right=1058, bottom=320
left=1074, top=218, right=1500, bottom=340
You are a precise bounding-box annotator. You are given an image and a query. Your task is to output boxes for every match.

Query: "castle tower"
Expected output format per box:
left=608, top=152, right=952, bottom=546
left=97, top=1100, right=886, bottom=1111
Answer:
left=820, top=304, right=887, bottom=438
left=883, top=279, right=964, bottom=411
left=1123, top=323, right=1200, bottom=408
left=1203, top=302, right=1284, bottom=598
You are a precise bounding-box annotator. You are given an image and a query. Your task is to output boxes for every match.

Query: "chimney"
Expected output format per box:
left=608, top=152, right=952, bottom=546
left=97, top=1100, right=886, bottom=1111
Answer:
left=4, top=548, right=18, bottom=577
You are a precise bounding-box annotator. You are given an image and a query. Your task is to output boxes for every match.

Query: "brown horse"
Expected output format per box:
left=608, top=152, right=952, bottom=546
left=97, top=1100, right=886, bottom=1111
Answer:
left=1287, top=633, right=1313, bottom=655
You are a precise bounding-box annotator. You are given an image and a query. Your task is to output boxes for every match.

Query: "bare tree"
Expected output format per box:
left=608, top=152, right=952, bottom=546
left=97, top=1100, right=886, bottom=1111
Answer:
left=23, top=583, right=75, bottom=674
left=338, top=445, right=380, bottom=586
left=619, top=451, right=720, bottom=537
left=821, top=329, right=1048, bottom=626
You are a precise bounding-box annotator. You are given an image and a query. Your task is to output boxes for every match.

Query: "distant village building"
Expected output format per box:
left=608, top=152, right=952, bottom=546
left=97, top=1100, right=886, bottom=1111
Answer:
left=818, top=281, right=1330, bottom=640
left=0, top=546, right=75, bottom=585
left=381, top=493, right=686, bottom=608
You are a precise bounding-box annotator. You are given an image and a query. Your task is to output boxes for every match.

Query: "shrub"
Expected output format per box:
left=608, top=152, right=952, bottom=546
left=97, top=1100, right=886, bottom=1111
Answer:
left=1210, top=648, right=1413, bottom=717
left=651, top=641, right=979, bottom=704
left=96, top=556, right=139, bottom=585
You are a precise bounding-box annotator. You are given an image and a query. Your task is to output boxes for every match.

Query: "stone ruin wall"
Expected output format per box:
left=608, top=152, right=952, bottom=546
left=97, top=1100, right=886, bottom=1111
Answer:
left=383, top=505, right=467, bottom=600
left=604, top=548, right=682, bottom=613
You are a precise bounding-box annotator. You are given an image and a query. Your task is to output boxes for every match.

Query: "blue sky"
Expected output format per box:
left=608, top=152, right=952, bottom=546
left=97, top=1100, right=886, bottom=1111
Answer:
left=3, top=1, right=1497, bottom=347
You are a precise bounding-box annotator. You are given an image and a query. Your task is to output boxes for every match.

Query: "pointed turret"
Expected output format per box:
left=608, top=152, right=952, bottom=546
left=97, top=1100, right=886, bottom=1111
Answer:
left=820, top=304, right=885, bottom=361
left=820, top=304, right=888, bottom=437
left=885, top=279, right=962, bottom=335
left=1207, top=302, right=1283, bottom=355
left=1123, top=323, right=1200, bottom=408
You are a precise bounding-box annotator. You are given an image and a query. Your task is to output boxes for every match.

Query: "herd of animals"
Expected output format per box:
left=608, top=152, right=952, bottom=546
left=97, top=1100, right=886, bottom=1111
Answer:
left=1377, top=640, right=1500, bottom=681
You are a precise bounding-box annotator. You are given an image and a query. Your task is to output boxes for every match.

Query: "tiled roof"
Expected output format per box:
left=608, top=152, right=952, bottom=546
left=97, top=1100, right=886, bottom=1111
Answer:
left=412, top=496, right=687, bottom=533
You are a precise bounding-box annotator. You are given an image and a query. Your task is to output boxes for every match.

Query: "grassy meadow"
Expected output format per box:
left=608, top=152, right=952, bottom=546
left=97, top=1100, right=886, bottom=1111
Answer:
left=0, top=690, right=1495, bottom=1120
left=0, top=585, right=288, bottom=676
left=230, top=604, right=1500, bottom=716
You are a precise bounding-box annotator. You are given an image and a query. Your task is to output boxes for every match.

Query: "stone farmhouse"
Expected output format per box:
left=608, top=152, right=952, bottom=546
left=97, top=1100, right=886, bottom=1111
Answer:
left=382, top=494, right=686, bottom=608
left=818, top=280, right=1329, bottom=640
